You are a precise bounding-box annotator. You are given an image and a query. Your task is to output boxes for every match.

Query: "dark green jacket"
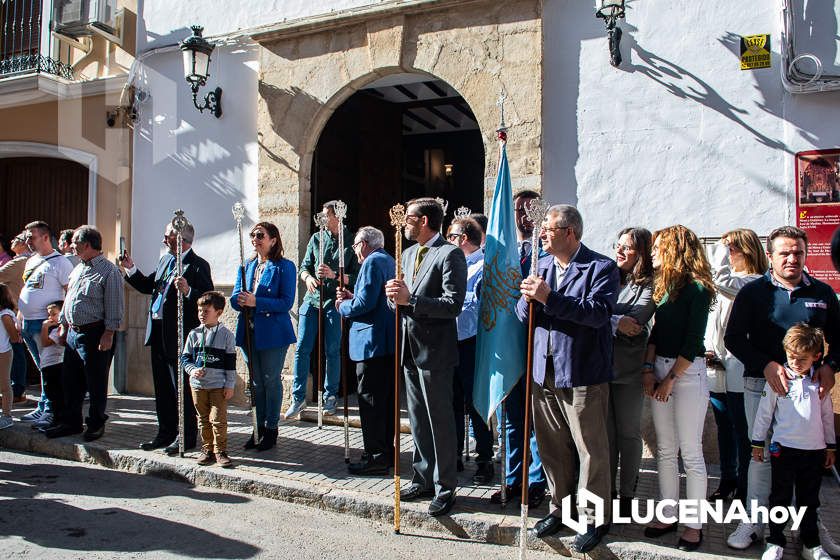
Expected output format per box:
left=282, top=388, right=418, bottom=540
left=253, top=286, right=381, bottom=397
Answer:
left=299, top=226, right=358, bottom=308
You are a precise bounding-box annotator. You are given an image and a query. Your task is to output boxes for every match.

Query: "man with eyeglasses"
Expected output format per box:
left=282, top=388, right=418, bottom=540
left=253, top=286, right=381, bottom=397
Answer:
left=285, top=201, right=358, bottom=420
left=385, top=197, right=467, bottom=517
left=336, top=226, right=395, bottom=475
left=446, top=216, right=494, bottom=485
left=517, top=205, right=619, bottom=553
left=121, top=220, right=213, bottom=454
left=17, top=221, right=75, bottom=428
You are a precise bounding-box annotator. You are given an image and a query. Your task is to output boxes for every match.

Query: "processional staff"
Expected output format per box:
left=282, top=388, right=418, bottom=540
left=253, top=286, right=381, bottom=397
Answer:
left=335, top=200, right=350, bottom=463
left=171, top=209, right=188, bottom=458
left=454, top=205, right=472, bottom=468
left=314, top=210, right=330, bottom=429
left=232, top=202, right=261, bottom=442
left=520, top=195, right=550, bottom=559
left=388, top=202, right=407, bottom=534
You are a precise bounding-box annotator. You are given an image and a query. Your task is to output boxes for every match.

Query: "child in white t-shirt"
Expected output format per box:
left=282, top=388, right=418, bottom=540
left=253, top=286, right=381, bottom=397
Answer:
left=0, top=283, right=21, bottom=429
left=35, top=301, right=66, bottom=430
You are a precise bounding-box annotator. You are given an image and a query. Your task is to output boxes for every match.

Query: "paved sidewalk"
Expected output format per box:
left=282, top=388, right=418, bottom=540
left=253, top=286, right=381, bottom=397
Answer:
left=3, top=394, right=839, bottom=559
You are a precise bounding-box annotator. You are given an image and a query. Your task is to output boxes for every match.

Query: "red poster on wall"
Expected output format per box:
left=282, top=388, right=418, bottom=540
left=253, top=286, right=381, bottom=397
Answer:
left=796, top=149, right=840, bottom=292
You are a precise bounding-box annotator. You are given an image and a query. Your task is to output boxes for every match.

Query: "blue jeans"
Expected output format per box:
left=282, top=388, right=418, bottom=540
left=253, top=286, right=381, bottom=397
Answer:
left=20, top=319, right=49, bottom=412
left=244, top=345, right=289, bottom=429
left=505, top=375, right=546, bottom=489
left=291, top=301, right=340, bottom=402
left=710, top=391, right=750, bottom=496
left=10, top=342, right=27, bottom=397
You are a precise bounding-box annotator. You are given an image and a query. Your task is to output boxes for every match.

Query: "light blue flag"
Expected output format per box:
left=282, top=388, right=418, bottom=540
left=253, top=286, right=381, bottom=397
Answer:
left=472, top=143, right=526, bottom=423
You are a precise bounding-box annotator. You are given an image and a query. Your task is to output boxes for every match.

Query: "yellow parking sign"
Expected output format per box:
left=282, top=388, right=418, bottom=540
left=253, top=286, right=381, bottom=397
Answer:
left=740, top=34, right=771, bottom=70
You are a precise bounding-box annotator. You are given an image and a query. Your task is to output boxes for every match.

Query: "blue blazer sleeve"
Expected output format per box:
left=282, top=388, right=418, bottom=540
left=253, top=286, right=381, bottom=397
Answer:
left=543, top=260, right=619, bottom=328
left=339, top=258, right=382, bottom=319
left=230, top=261, right=249, bottom=312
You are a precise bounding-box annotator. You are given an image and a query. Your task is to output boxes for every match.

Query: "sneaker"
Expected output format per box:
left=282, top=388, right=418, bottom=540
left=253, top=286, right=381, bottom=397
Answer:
left=283, top=399, right=306, bottom=420
left=31, top=413, right=54, bottom=429
left=802, top=545, right=831, bottom=560
left=0, top=416, right=13, bottom=429
left=727, top=522, right=764, bottom=550
left=323, top=396, right=337, bottom=416
left=760, top=544, right=784, bottom=560
left=216, top=452, right=233, bottom=468
left=20, top=408, right=43, bottom=422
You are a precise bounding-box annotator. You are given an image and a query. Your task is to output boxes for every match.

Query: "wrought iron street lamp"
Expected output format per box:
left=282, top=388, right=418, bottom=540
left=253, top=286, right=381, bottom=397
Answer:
left=595, top=0, right=625, bottom=67
left=180, top=25, right=222, bottom=118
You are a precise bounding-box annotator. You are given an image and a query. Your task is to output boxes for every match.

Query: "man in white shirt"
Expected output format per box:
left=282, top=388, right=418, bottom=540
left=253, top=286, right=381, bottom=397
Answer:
left=18, top=221, right=73, bottom=426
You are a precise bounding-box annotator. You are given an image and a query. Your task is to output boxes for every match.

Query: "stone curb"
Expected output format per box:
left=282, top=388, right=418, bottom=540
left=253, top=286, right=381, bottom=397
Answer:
left=0, top=425, right=751, bottom=559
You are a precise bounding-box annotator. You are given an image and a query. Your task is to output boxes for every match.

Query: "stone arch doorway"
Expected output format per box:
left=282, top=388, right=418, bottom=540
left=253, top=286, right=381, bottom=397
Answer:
left=254, top=0, right=542, bottom=264
left=311, top=72, right=485, bottom=251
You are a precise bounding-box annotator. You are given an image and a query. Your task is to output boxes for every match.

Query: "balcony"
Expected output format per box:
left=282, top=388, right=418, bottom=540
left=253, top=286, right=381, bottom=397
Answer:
left=1, top=0, right=73, bottom=80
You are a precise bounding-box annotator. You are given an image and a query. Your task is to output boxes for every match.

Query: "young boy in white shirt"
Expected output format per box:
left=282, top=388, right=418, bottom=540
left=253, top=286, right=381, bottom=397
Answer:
left=752, top=323, right=835, bottom=560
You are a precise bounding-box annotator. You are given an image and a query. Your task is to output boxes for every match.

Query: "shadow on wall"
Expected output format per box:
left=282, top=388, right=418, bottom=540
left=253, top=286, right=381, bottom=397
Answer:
left=618, top=29, right=791, bottom=157
left=258, top=83, right=324, bottom=161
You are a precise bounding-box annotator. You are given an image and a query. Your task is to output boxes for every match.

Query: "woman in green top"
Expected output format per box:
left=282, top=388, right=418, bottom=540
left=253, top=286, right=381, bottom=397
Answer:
left=642, top=225, right=715, bottom=552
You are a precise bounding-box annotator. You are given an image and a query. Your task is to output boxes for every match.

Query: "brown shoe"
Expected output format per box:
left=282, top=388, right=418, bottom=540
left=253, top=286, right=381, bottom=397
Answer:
left=216, top=452, right=233, bottom=468
left=196, top=450, right=215, bottom=466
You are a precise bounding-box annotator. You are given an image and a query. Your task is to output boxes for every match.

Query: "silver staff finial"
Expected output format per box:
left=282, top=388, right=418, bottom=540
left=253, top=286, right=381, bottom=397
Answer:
left=455, top=206, right=471, bottom=219
left=334, top=200, right=347, bottom=220
left=497, top=90, right=507, bottom=130
left=232, top=201, right=245, bottom=223
left=435, top=197, right=449, bottom=217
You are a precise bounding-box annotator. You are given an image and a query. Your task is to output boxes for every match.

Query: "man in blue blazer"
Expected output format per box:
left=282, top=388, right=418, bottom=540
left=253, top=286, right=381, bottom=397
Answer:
left=517, top=205, right=619, bottom=554
left=336, top=226, right=396, bottom=475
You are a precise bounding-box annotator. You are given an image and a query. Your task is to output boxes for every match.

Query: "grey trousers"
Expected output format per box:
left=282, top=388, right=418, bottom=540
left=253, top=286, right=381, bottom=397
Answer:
left=532, top=374, right=612, bottom=523
left=607, top=380, right=644, bottom=498
left=404, top=363, right=457, bottom=499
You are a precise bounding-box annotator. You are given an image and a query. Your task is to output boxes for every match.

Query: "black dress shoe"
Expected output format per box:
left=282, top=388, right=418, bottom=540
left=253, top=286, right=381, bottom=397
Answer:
left=44, top=424, right=83, bottom=439
left=428, top=493, right=456, bottom=517
left=472, top=462, right=494, bottom=485
left=643, top=522, right=678, bottom=538
left=530, top=514, right=564, bottom=538
left=573, top=523, right=610, bottom=553
left=83, top=425, right=105, bottom=442
left=456, top=459, right=464, bottom=472
left=400, top=483, right=435, bottom=501
left=140, top=437, right=171, bottom=451
left=164, top=439, right=196, bottom=456
left=348, top=460, right=390, bottom=476
left=677, top=530, right=703, bottom=552
left=490, top=484, right=519, bottom=505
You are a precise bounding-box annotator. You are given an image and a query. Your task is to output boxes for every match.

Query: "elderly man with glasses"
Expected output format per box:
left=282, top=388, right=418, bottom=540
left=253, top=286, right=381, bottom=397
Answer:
left=121, top=220, right=214, bottom=454
left=336, top=226, right=396, bottom=475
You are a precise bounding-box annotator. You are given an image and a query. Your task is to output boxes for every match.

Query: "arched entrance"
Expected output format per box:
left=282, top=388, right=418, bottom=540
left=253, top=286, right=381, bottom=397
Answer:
left=311, top=73, right=485, bottom=248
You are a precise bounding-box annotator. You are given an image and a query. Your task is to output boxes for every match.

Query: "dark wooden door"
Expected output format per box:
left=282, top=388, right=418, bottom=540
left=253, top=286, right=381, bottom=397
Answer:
left=0, top=157, right=88, bottom=239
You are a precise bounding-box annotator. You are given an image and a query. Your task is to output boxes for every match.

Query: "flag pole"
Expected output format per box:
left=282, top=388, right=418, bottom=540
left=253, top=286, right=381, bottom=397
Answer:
left=389, top=203, right=407, bottom=534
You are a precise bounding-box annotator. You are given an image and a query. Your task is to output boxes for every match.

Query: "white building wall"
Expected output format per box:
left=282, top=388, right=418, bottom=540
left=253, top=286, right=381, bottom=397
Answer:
left=131, top=43, right=259, bottom=284
left=545, top=0, right=840, bottom=256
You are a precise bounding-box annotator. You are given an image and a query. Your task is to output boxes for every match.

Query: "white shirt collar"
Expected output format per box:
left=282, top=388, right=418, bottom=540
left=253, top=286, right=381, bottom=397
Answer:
left=422, top=233, right=440, bottom=248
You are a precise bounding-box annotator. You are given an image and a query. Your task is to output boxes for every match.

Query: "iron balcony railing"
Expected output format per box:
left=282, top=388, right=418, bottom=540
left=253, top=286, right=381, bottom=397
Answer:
left=0, top=0, right=73, bottom=79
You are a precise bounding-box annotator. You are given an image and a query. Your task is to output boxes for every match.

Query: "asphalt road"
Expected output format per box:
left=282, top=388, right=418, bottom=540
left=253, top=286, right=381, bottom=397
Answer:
left=0, top=450, right=555, bottom=559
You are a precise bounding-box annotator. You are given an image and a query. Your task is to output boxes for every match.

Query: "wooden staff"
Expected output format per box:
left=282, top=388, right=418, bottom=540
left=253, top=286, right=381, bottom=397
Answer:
left=389, top=203, right=407, bottom=534
left=335, top=200, right=350, bottom=463
left=232, top=203, right=260, bottom=442
left=519, top=197, right=549, bottom=559
left=315, top=211, right=329, bottom=429
left=171, top=209, right=188, bottom=457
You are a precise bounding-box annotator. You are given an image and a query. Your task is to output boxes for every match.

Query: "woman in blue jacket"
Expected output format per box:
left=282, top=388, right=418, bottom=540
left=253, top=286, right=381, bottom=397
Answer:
left=231, top=221, right=296, bottom=451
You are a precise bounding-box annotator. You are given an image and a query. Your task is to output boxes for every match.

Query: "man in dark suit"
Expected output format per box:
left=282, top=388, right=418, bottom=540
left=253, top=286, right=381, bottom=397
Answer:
left=517, top=204, right=619, bottom=554
left=336, top=226, right=396, bottom=475
left=122, top=221, right=214, bottom=454
left=385, top=197, right=466, bottom=517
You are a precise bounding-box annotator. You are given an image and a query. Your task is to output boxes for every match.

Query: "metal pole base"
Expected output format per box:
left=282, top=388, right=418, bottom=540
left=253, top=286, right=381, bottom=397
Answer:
left=519, top=506, right=529, bottom=559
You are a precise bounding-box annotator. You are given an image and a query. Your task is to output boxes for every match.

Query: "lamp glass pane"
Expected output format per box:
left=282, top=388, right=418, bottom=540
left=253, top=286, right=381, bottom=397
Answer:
left=195, top=51, right=210, bottom=79
left=182, top=50, right=196, bottom=80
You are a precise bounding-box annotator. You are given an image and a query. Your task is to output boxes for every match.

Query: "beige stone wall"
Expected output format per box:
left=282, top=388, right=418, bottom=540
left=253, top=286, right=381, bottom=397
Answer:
left=255, top=0, right=543, bottom=267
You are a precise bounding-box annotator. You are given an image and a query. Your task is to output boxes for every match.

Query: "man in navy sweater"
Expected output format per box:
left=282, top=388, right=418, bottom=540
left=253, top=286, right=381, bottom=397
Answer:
left=724, top=225, right=839, bottom=550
